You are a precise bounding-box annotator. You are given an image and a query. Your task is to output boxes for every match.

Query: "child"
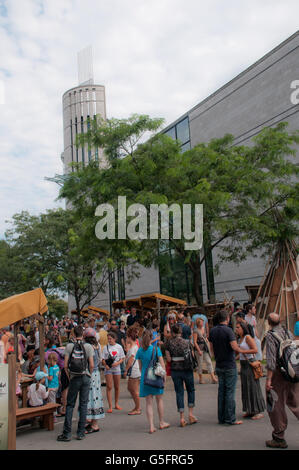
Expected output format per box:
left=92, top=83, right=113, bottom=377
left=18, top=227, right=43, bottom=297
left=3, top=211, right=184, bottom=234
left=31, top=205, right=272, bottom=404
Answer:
left=27, top=371, right=49, bottom=407
left=47, top=353, right=60, bottom=420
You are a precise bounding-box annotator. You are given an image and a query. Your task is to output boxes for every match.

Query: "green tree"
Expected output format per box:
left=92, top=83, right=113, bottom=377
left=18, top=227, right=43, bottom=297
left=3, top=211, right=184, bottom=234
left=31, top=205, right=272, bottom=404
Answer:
left=3, top=208, right=136, bottom=312
left=51, top=116, right=299, bottom=305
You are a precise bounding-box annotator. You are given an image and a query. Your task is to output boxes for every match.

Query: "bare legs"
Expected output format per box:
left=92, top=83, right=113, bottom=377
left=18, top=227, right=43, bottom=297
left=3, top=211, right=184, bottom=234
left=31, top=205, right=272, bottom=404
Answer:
left=127, top=378, right=141, bottom=414
left=146, top=395, right=170, bottom=433
left=106, top=374, right=122, bottom=412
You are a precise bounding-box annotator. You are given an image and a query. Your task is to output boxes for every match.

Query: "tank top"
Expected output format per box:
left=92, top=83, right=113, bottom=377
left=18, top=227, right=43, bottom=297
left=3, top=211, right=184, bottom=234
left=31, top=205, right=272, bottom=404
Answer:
left=239, top=336, right=254, bottom=361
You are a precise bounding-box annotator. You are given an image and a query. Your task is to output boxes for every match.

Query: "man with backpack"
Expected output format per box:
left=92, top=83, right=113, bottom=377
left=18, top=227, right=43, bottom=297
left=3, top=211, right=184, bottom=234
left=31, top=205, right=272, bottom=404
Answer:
left=265, top=313, right=299, bottom=448
left=57, top=326, right=94, bottom=442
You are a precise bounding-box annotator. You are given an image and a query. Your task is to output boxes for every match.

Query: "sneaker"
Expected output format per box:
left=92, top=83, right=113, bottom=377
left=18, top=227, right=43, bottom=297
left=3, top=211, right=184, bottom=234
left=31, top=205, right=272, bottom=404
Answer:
left=265, top=438, right=288, bottom=449
left=57, top=434, right=71, bottom=442
left=76, top=434, right=86, bottom=440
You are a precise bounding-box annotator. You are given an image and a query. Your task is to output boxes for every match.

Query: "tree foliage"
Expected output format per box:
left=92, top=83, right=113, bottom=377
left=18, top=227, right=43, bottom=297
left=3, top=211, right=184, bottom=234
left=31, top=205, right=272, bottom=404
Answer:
left=51, top=115, right=299, bottom=305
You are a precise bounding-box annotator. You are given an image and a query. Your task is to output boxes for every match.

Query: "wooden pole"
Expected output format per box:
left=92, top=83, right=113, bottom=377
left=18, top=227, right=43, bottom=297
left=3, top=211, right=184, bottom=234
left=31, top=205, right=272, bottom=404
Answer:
left=39, top=317, right=45, bottom=371
left=8, top=353, right=16, bottom=450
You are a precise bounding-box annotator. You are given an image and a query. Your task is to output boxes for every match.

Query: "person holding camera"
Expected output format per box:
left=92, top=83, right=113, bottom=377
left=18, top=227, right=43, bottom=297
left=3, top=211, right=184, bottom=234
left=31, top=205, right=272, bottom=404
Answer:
left=102, top=331, right=125, bottom=413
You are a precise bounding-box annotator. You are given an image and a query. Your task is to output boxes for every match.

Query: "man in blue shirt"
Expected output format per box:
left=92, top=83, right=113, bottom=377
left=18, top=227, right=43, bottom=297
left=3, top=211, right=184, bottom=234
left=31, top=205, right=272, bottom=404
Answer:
left=209, top=310, right=243, bottom=426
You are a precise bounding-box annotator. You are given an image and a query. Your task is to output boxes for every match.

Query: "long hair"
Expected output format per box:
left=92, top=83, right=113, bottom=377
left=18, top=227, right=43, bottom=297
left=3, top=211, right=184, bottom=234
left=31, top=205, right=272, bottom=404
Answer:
left=126, top=326, right=139, bottom=342
left=141, top=330, right=152, bottom=350
left=236, top=320, right=250, bottom=338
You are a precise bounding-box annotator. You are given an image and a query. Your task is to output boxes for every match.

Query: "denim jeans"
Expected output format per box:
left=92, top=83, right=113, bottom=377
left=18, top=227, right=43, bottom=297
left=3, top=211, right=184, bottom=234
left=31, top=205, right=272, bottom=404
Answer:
left=171, top=369, right=195, bottom=412
left=216, top=367, right=238, bottom=424
left=63, top=374, right=91, bottom=437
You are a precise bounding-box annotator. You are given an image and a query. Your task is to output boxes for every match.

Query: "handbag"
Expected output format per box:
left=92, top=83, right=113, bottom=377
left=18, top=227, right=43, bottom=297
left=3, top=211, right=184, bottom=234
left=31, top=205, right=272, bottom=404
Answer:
left=144, top=345, right=164, bottom=389
left=127, top=359, right=136, bottom=377
left=105, top=345, right=115, bottom=369
left=154, top=361, right=166, bottom=377
left=249, top=359, right=263, bottom=380
left=184, top=343, right=198, bottom=370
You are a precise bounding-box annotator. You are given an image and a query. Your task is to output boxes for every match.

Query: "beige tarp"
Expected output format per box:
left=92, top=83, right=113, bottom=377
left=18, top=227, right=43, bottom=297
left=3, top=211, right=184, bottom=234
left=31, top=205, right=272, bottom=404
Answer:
left=0, top=288, right=48, bottom=329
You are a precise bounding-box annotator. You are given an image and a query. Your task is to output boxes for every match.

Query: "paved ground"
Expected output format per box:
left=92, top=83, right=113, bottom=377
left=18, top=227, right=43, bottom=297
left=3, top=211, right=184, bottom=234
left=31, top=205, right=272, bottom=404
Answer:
left=16, top=374, right=298, bottom=451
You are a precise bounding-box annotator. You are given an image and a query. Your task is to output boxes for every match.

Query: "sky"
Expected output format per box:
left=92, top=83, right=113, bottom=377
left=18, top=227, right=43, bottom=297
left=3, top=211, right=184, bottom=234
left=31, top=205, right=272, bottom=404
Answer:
left=0, top=0, right=298, bottom=237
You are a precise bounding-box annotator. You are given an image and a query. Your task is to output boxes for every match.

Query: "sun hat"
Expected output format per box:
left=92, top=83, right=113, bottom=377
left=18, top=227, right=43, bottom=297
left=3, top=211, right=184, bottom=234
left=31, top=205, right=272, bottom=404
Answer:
left=35, top=371, right=48, bottom=381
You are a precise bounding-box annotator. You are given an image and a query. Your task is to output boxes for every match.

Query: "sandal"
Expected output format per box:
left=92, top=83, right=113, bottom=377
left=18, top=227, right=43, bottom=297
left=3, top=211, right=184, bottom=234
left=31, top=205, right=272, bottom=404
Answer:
left=180, top=420, right=188, bottom=427
left=149, top=428, right=157, bottom=434
left=107, top=408, right=113, bottom=413
left=251, top=414, right=264, bottom=420
left=115, top=405, right=122, bottom=410
left=128, top=410, right=141, bottom=415
left=189, top=416, right=198, bottom=425
left=85, top=427, right=100, bottom=434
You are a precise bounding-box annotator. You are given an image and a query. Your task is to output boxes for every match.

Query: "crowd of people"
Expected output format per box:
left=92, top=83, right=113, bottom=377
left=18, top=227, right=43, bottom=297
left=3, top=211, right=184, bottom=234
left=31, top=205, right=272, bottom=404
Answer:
left=0, top=302, right=298, bottom=448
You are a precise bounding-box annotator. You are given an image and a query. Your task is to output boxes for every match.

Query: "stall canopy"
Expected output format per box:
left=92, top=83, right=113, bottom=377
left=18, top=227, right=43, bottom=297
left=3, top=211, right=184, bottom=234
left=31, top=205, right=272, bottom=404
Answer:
left=87, top=306, right=110, bottom=316
left=140, top=293, right=187, bottom=309
left=0, top=288, right=48, bottom=329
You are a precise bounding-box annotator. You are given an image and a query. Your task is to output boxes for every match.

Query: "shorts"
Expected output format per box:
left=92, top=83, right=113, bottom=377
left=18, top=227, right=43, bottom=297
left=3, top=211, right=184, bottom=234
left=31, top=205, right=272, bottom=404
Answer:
left=104, top=368, right=121, bottom=376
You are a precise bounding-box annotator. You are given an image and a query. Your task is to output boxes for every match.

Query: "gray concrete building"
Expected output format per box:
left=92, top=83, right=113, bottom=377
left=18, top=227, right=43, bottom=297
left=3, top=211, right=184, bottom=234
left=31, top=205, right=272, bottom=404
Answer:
left=64, top=32, right=299, bottom=313
left=161, top=30, right=299, bottom=305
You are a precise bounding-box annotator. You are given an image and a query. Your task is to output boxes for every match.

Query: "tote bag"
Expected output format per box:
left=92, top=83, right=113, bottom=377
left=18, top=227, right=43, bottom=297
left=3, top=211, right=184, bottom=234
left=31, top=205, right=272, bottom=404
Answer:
left=144, top=345, right=164, bottom=389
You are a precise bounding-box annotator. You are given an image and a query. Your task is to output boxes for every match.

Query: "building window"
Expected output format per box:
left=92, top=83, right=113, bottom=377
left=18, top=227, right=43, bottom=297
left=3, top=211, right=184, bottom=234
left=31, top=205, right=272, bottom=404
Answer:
left=81, top=116, right=85, bottom=165
left=176, top=117, right=190, bottom=145
left=75, top=117, right=79, bottom=163
left=163, top=117, right=190, bottom=152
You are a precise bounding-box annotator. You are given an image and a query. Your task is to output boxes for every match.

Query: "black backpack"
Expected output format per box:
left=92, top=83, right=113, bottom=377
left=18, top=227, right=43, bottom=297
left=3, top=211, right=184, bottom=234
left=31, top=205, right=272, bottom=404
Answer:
left=270, top=328, right=299, bottom=383
left=68, top=341, right=87, bottom=376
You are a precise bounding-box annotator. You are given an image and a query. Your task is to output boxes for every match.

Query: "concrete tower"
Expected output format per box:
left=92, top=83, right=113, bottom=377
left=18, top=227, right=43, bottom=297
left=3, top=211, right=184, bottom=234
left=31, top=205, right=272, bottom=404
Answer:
left=61, top=46, right=107, bottom=173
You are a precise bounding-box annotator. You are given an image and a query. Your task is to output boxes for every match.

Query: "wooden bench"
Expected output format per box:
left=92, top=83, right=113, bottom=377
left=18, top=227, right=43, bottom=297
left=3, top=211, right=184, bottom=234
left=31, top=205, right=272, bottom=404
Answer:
left=16, top=403, right=60, bottom=431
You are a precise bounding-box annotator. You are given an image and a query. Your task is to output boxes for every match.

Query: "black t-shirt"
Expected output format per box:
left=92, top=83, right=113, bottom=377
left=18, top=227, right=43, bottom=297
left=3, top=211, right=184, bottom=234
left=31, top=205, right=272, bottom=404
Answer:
left=127, top=314, right=139, bottom=327
left=209, top=324, right=237, bottom=369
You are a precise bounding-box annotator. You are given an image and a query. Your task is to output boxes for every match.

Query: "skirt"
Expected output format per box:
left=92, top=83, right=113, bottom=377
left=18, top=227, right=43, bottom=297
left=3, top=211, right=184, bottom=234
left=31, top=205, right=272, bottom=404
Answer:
left=240, top=360, right=265, bottom=415
left=86, top=369, right=105, bottom=420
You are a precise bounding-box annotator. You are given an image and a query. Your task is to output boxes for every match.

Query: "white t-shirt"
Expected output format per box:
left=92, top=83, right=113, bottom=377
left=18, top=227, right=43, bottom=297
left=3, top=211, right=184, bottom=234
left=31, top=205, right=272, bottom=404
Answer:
left=28, top=383, right=49, bottom=407
left=126, top=344, right=141, bottom=379
left=103, top=343, right=125, bottom=373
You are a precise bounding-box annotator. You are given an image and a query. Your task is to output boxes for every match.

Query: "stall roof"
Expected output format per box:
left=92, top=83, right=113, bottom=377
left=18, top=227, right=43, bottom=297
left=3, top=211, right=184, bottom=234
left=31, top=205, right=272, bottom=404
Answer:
left=0, top=288, right=48, bottom=329
left=140, top=293, right=187, bottom=307
left=87, top=306, right=110, bottom=316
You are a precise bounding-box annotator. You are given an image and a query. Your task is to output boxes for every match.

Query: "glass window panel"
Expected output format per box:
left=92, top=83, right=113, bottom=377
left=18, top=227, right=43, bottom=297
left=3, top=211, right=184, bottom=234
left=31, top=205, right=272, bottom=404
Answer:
left=164, top=126, right=176, bottom=140
left=176, top=118, right=189, bottom=145
left=180, top=141, right=191, bottom=153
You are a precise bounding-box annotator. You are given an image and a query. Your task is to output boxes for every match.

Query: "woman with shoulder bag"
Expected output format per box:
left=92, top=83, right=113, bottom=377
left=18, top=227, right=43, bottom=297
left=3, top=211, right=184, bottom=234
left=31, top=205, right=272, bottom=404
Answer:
left=136, top=330, right=169, bottom=434
left=84, top=329, right=105, bottom=433
left=236, top=321, right=265, bottom=420
left=193, top=318, right=217, bottom=384
left=123, top=326, right=141, bottom=415
left=102, top=331, right=125, bottom=413
left=165, top=324, right=198, bottom=427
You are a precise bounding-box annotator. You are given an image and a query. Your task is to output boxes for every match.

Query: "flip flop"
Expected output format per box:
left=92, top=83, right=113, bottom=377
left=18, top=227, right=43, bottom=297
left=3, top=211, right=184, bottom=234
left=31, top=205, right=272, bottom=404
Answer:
left=149, top=428, right=157, bottom=434
left=128, top=410, right=141, bottom=415
left=115, top=405, right=122, bottom=410
left=180, top=421, right=188, bottom=427
left=107, top=408, right=113, bottom=413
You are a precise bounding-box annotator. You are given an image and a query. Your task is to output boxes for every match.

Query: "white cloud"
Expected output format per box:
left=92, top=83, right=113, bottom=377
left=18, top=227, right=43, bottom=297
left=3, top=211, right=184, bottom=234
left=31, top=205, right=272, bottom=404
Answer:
left=0, top=0, right=298, bottom=235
